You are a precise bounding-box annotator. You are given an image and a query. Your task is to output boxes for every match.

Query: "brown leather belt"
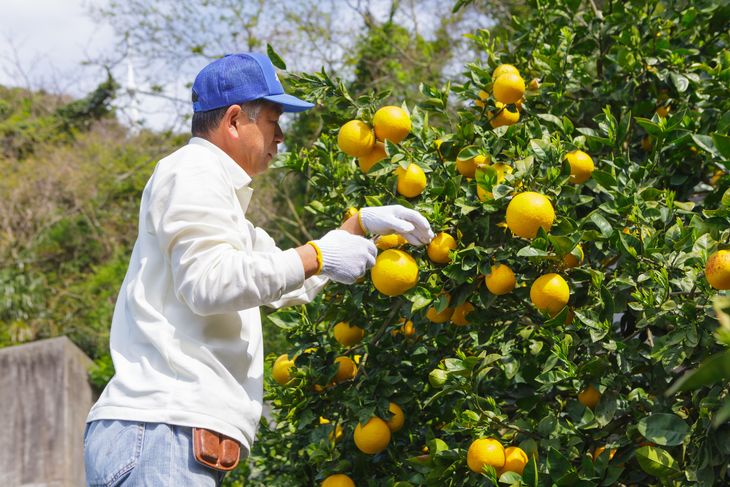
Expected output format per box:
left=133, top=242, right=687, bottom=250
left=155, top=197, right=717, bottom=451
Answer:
left=192, top=427, right=241, bottom=471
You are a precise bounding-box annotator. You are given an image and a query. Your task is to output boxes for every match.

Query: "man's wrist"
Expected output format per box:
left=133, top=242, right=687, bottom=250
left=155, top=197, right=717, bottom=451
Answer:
left=295, top=244, right=321, bottom=279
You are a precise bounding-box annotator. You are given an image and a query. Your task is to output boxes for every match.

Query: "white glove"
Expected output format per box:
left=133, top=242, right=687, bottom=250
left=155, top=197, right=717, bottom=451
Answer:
left=358, top=205, right=435, bottom=246
left=309, top=230, right=377, bottom=284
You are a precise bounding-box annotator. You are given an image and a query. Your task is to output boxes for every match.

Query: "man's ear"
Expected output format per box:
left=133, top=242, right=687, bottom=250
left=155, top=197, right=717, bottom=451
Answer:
left=223, top=105, right=242, bottom=137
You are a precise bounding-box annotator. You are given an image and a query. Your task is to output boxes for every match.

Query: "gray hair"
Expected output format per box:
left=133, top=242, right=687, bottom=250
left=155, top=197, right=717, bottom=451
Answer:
left=191, top=99, right=281, bottom=136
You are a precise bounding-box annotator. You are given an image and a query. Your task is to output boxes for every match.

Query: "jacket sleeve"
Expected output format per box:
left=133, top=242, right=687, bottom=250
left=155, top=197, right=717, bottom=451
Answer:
left=250, top=227, right=329, bottom=309
left=146, top=163, right=306, bottom=316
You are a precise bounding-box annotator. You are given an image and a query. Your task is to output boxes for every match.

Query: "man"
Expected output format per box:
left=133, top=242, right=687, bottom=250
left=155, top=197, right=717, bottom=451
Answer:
left=83, top=52, right=433, bottom=486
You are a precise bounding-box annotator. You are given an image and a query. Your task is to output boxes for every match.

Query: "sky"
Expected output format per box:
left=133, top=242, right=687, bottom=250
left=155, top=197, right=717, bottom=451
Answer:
left=0, top=0, right=182, bottom=131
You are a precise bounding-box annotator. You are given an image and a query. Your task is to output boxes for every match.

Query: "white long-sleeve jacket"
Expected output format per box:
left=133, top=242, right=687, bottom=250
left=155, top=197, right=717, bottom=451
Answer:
left=86, top=137, right=327, bottom=454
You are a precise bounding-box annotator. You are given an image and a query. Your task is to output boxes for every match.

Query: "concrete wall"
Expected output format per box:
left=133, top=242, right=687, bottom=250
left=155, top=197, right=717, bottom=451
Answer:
left=0, top=337, right=94, bottom=487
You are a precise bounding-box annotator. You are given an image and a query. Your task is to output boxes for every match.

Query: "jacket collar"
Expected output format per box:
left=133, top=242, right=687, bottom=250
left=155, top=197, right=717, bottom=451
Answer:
left=188, top=137, right=254, bottom=214
left=188, top=137, right=252, bottom=190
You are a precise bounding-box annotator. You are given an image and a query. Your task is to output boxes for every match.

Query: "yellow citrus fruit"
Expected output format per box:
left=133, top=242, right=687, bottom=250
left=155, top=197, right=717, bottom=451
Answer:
left=373, top=106, right=411, bottom=143
left=578, top=384, right=601, bottom=409
left=333, top=321, right=365, bottom=347
left=395, top=163, right=427, bottom=198
left=451, top=301, right=474, bottom=326
left=530, top=273, right=570, bottom=316
left=391, top=318, right=415, bottom=337
left=705, top=250, right=730, bottom=290
left=502, top=446, right=529, bottom=475
left=467, top=438, right=506, bottom=473
left=656, top=105, right=671, bottom=118
left=371, top=249, right=419, bottom=296
left=358, top=141, right=387, bottom=173
left=563, top=244, right=584, bottom=268
left=376, top=233, right=408, bottom=250
left=321, top=473, right=355, bottom=487
left=386, top=402, right=405, bottom=432
left=493, top=73, right=526, bottom=104
left=506, top=192, right=555, bottom=238
left=593, top=446, right=616, bottom=462
left=476, top=163, right=513, bottom=201
left=528, top=78, right=540, bottom=90
left=475, top=90, right=489, bottom=108
left=641, top=136, right=652, bottom=151
left=457, top=154, right=488, bottom=178
left=319, top=417, right=344, bottom=443
left=485, top=264, right=516, bottom=295
left=338, top=120, right=374, bottom=157
left=565, top=150, right=594, bottom=184
left=354, top=417, right=391, bottom=454
left=427, top=232, right=457, bottom=264
left=493, top=64, right=520, bottom=80
left=490, top=102, right=520, bottom=128
left=272, top=354, right=294, bottom=385
left=426, top=294, right=454, bottom=323
left=343, top=207, right=358, bottom=222
left=334, top=356, right=358, bottom=383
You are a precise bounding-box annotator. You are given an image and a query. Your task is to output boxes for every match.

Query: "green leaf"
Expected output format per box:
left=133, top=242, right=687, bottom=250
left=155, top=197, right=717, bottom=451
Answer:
left=692, top=134, right=718, bottom=156
left=669, top=72, right=689, bottom=93
left=712, top=133, right=730, bottom=160
left=457, top=145, right=480, bottom=161
left=666, top=350, right=730, bottom=394
left=266, top=44, right=287, bottom=70
left=522, top=453, right=539, bottom=487
left=637, top=413, right=690, bottom=446
left=635, top=117, right=663, bottom=136
left=592, top=170, right=617, bottom=189
left=635, top=446, right=680, bottom=478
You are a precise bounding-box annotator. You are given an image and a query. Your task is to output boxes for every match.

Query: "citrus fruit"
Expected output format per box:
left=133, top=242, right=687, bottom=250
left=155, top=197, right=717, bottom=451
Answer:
left=506, top=192, right=555, bottom=238
left=319, top=417, right=344, bottom=443
left=457, top=154, right=488, bottom=178
left=578, top=384, right=601, bottom=409
left=476, top=163, right=513, bottom=201
left=563, top=244, right=584, bottom=268
left=705, top=250, right=730, bottom=289
left=641, top=136, right=652, bottom=151
left=333, top=321, right=365, bottom=347
left=321, top=473, right=355, bottom=487
left=492, top=73, right=525, bottom=104
left=272, top=354, right=294, bottom=385
left=565, top=150, right=594, bottom=184
left=427, top=232, right=457, bottom=264
left=354, top=417, right=391, bottom=454
left=373, top=106, right=411, bottom=143
left=338, top=120, right=374, bottom=157
left=358, top=141, right=387, bottom=173
left=386, top=402, right=405, bottom=432
left=395, top=163, right=427, bottom=198
left=467, top=438, right=506, bottom=473
left=593, top=446, right=617, bottom=462
left=528, top=78, right=540, bottom=90
left=475, top=90, right=489, bottom=108
left=334, top=356, right=358, bottom=383
left=530, top=273, right=570, bottom=316
left=371, top=249, right=419, bottom=296
left=451, top=301, right=474, bottom=326
left=493, top=64, right=520, bottom=80
left=656, top=105, right=671, bottom=118
left=502, top=446, right=529, bottom=475
left=343, top=207, right=359, bottom=222
left=490, top=102, right=520, bottom=128
left=391, top=318, right=415, bottom=337
left=426, top=294, right=454, bottom=323
left=485, top=264, right=516, bottom=295
left=375, top=233, right=407, bottom=250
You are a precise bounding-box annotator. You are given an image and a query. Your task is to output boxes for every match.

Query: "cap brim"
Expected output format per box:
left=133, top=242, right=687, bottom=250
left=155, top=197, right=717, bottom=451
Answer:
left=262, top=93, right=315, bottom=113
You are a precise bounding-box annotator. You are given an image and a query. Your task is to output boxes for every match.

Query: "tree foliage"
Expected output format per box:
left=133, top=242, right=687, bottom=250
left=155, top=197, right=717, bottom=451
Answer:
left=249, top=0, right=730, bottom=485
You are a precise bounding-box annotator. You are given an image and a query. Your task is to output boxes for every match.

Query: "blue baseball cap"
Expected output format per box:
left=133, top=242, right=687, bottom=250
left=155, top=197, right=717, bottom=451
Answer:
left=191, top=53, right=314, bottom=113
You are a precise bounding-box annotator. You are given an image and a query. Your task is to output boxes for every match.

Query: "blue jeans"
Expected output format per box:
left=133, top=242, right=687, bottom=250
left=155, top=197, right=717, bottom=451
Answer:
left=84, top=420, right=227, bottom=487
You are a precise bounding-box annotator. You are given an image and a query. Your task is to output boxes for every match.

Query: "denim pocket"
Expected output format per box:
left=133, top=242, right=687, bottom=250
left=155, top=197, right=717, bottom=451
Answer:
left=84, top=420, right=145, bottom=487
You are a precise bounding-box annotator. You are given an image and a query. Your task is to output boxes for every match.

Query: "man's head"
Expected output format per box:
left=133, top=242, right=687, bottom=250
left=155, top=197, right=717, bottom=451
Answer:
left=190, top=53, right=314, bottom=176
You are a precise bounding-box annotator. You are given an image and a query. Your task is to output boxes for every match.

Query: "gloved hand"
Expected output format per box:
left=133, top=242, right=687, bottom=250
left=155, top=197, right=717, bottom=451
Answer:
left=308, top=230, right=377, bottom=284
left=358, top=205, right=434, bottom=246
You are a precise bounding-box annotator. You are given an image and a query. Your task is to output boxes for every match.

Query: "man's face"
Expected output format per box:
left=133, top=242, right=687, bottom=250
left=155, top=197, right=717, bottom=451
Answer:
left=232, top=103, right=284, bottom=176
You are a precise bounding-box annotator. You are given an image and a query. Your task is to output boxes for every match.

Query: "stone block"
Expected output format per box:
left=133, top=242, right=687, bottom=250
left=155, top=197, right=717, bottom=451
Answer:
left=0, top=336, right=94, bottom=487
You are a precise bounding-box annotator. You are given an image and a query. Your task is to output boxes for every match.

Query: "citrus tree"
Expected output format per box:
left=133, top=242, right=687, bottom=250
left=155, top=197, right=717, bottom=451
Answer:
left=242, top=0, right=730, bottom=485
